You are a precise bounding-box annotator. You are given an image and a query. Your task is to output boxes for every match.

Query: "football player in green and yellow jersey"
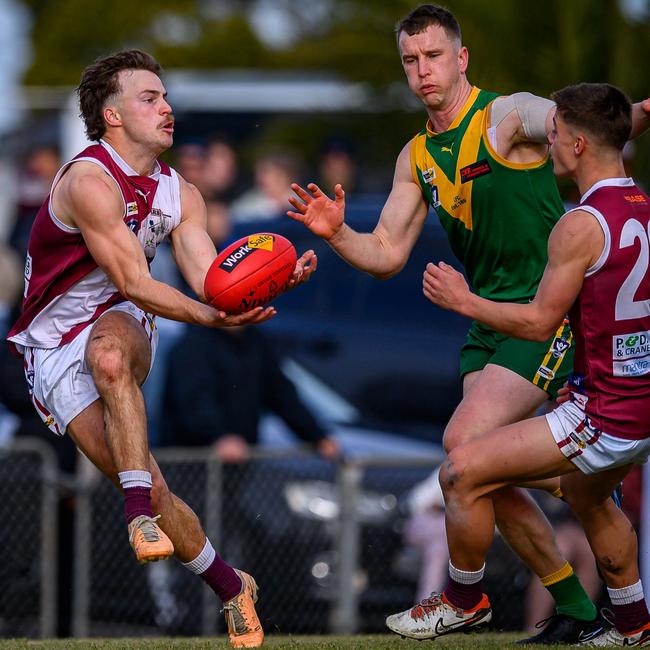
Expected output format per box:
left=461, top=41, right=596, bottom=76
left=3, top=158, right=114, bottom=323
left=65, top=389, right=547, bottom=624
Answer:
left=287, top=4, right=650, bottom=644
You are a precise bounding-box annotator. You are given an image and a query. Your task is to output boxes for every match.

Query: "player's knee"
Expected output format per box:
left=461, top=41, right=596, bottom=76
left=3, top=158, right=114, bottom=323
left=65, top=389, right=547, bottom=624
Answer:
left=439, top=450, right=470, bottom=499
left=87, top=339, right=131, bottom=386
left=442, top=425, right=470, bottom=454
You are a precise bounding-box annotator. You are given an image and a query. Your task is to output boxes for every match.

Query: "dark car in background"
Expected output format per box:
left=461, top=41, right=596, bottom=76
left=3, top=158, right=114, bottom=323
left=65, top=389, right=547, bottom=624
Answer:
left=231, top=197, right=469, bottom=442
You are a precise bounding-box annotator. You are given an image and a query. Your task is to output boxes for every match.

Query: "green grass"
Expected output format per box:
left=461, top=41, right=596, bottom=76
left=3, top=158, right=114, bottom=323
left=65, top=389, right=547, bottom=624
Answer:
left=0, top=633, right=570, bottom=649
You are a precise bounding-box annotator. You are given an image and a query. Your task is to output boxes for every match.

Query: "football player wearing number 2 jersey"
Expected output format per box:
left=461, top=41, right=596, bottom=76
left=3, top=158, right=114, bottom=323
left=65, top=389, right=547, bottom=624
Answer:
left=419, top=83, right=650, bottom=647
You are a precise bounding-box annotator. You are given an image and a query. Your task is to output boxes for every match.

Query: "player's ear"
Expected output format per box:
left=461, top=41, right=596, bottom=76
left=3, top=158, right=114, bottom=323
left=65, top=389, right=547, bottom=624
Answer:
left=574, top=135, right=586, bottom=156
left=458, top=45, right=468, bottom=74
left=104, top=105, right=122, bottom=128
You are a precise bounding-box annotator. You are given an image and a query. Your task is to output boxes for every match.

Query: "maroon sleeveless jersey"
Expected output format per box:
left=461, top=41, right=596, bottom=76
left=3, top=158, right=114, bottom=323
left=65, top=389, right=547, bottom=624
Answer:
left=7, top=140, right=180, bottom=352
left=568, top=178, right=650, bottom=440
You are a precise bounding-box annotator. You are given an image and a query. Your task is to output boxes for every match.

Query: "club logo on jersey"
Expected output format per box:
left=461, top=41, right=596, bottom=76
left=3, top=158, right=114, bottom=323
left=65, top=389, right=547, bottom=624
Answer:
left=126, top=202, right=138, bottom=216
left=460, top=159, right=492, bottom=184
left=551, top=336, right=571, bottom=358
left=219, top=244, right=257, bottom=273
left=139, top=208, right=173, bottom=260
left=422, top=167, right=436, bottom=185
left=248, top=234, right=274, bottom=251
left=612, top=330, right=650, bottom=377
left=451, top=195, right=467, bottom=211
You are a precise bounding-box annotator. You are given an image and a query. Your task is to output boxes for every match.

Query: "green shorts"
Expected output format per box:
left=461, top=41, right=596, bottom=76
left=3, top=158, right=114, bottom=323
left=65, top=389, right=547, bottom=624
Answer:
left=459, top=320, right=574, bottom=399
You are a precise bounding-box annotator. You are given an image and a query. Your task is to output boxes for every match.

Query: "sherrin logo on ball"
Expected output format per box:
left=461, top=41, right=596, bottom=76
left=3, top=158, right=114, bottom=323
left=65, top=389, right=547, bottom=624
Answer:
left=204, top=233, right=297, bottom=314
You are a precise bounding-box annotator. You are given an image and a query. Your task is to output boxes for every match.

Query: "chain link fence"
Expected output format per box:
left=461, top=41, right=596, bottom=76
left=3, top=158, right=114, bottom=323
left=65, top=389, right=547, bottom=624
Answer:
left=0, top=438, right=602, bottom=638
left=0, top=438, right=58, bottom=638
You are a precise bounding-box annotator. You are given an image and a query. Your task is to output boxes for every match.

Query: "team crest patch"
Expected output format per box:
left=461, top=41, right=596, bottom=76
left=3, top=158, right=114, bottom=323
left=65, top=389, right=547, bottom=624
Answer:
left=126, top=202, right=138, bottom=216
left=551, top=336, right=571, bottom=358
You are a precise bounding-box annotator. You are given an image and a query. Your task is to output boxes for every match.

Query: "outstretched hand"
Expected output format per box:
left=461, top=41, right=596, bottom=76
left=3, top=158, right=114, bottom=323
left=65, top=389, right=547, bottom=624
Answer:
left=287, top=182, right=345, bottom=241
left=422, top=261, right=471, bottom=313
left=288, top=249, right=318, bottom=289
left=205, top=305, right=277, bottom=328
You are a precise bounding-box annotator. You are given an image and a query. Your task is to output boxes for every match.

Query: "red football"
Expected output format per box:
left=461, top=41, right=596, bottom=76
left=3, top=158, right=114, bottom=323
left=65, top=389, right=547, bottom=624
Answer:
left=204, top=233, right=297, bottom=314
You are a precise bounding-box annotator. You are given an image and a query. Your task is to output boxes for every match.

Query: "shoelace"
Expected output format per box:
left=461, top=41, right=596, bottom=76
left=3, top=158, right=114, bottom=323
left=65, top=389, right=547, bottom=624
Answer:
left=129, top=515, right=163, bottom=543
left=222, top=600, right=251, bottom=634
left=410, top=592, right=444, bottom=620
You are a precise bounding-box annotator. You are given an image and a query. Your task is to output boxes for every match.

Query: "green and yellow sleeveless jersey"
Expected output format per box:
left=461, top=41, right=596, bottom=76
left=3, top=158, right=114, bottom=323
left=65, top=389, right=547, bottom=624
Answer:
left=410, top=86, right=564, bottom=302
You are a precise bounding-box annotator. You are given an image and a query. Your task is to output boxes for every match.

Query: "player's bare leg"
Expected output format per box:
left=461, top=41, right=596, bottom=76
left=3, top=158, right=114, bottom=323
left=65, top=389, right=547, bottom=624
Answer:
left=561, top=468, right=637, bottom=589
left=386, top=367, right=598, bottom=641
left=442, top=416, right=579, bottom=570
left=81, top=311, right=173, bottom=562
left=444, top=365, right=572, bottom=579
left=68, top=314, right=264, bottom=648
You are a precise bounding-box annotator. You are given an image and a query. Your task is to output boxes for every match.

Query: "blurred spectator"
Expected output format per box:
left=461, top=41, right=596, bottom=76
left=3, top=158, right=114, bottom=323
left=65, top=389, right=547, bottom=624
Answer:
left=0, top=242, right=23, bottom=446
left=174, top=140, right=209, bottom=196
left=202, top=136, right=241, bottom=203
left=231, top=148, right=303, bottom=223
left=317, top=138, right=359, bottom=194
left=403, top=467, right=449, bottom=602
left=9, top=145, right=60, bottom=257
left=0, top=158, right=18, bottom=242
left=160, top=323, right=339, bottom=461
left=205, top=198, right=233, bottom=248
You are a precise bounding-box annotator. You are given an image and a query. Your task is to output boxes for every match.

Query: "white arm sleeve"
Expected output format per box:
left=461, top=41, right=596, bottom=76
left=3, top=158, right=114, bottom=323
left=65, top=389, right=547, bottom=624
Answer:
left=490, top=92, right=556, bottom=143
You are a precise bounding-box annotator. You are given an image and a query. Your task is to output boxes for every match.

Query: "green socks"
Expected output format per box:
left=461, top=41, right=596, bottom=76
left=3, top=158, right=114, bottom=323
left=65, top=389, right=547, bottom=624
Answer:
left=542, top=562, right=597, bottom=621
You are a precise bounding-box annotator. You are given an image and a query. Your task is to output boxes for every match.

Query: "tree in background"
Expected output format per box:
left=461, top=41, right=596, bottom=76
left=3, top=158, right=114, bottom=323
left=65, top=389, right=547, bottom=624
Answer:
left=19, top=0, right=650, bottom=188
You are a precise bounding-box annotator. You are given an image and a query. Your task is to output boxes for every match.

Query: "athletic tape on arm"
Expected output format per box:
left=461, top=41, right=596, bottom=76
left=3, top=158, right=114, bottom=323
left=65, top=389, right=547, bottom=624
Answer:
left=491, top=92, right=556, bottom=143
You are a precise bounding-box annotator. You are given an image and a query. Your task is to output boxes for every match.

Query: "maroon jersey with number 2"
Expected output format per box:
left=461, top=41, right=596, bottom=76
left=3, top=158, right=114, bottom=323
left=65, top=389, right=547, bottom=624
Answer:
left=567, top=178, right=650, bottom=440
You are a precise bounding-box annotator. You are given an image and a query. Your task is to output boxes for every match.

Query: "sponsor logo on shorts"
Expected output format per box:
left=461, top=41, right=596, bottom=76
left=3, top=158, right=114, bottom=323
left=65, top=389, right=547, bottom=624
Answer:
left=219, top=244, right=256, bottom=272
left=460, top=159, right=491, bottom=183
left=247, top=234, right=274, bottom=251
left=551, top=336, right=571, bottom=358
left=536, top=365, right=555, bottom=380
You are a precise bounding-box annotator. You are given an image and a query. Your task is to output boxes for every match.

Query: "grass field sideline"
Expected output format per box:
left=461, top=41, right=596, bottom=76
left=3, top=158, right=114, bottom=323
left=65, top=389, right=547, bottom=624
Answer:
left=0, top=633, right=569, bottom=649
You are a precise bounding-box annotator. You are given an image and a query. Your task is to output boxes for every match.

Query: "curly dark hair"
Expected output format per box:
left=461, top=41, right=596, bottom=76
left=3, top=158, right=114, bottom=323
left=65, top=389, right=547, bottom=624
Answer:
left=77, top=49, right=162, bottom=142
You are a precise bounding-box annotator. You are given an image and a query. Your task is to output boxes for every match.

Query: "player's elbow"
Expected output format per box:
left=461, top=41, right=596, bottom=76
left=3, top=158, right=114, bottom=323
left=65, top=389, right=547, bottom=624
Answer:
left=371, top=252, right=407, bottom=280
left=118, top=268, right=151, bottom=302
left=372, top=265, right=402, bottom=281
left=525, top=320, right=560, bottom=342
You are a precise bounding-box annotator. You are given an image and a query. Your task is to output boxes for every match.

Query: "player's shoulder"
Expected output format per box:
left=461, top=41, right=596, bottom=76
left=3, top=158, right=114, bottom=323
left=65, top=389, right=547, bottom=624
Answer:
left=57, top=161, right=122, bottom=214
left=177, top=174, right=206, bottom=218
left=62, top=160, right=118, bottom=194
left=555, top=208, right=604, bottom=244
